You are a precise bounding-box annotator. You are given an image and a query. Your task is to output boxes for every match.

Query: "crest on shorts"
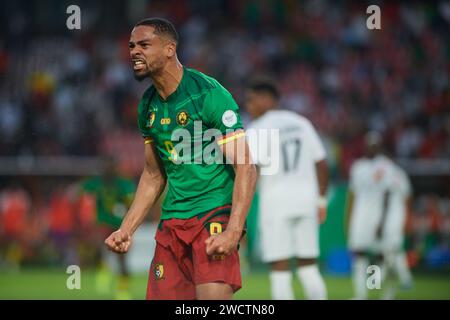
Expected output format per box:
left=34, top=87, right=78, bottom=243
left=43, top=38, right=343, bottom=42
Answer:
left=176, top=110, right=189, bottom=126
left=154, top=263, right=164, bottom=280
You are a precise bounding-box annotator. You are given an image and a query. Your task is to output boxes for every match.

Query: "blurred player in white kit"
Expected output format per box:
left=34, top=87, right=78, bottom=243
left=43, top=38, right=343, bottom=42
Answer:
left=346, top=131, right=397, bottom=299
left=379, top=164, right=414, bottom=299
left=245, top=79, right=328, bottom=300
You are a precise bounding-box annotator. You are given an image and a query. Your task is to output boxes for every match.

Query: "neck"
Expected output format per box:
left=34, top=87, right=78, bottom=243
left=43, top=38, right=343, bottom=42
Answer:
left=256, top=105, right=276, bottom=119
left=151, top=59, right=184, bottom=100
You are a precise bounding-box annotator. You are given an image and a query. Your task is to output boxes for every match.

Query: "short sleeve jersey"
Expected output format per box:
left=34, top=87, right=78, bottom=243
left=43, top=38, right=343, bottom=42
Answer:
left=137, top=67, right=244, bottom=219
left=246, top=110, right=326, bottom=216
left=349, top=154, right=396, bottom=219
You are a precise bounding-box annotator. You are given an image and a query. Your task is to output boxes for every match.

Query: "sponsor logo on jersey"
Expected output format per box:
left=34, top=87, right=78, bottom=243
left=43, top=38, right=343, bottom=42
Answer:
left=154, top=263, right=164, bottom=280
left=222, top=110, right=237, bottom=128
left=161, top=118, right=171, bottom=125
left=176, top=110, right=189, bottom=126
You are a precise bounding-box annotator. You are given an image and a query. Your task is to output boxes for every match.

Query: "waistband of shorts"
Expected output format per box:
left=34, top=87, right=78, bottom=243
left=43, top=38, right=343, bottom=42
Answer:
left=157, top=204, right=232, bottom=231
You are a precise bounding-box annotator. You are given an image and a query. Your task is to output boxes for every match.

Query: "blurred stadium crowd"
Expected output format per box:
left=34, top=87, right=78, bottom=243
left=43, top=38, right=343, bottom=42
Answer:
left=0, top=0, right=449, bottom=270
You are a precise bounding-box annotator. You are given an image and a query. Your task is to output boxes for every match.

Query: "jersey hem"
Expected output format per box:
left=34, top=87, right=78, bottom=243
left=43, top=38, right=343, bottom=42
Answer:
left=160, top=203, right=232, bottom=220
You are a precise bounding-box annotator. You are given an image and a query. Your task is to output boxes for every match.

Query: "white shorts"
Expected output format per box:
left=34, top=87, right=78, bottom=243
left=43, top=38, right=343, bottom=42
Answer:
left=348, top=210, right=381, bottom=252
left=259, top=213, right=319, bottom=263
left=379, top=232, right=403, bottom=252
left=379, top=221, right=404, bottom=253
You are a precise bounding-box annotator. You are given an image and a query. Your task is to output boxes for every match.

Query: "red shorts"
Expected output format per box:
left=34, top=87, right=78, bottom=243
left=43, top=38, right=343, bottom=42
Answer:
left=146, top=204, right=243, bottom=300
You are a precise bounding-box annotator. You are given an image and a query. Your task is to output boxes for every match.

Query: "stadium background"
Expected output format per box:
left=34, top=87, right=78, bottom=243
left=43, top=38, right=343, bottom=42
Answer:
left=0, top=0, right=449, bottom=299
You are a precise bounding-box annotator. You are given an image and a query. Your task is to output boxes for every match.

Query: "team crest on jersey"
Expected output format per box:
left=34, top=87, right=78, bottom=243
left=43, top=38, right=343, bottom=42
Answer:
left=176, top=110, right=189, bottom=126
left=154, top=263, right=164, bottom=280
left=148, top=111, right=156, bottom=128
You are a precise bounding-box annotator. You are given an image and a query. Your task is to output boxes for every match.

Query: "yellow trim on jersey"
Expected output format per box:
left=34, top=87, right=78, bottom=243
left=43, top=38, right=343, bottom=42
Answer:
left=144, top=137, right=153, bottom=144
left=217, top=131, right=245, bottom=146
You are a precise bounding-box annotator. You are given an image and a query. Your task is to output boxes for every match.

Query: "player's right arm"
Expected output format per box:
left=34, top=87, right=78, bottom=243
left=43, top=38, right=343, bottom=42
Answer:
left=305, top=118, right=328, bottom=223
left=316, top=159, right=329, bottom=224
left=105, top=142, right=166, bottom=254
left=344, top=190, right=354, bottom=235
left=404, top=170, right=413, bottom=216
left=345, top=163, right=357, bottom=235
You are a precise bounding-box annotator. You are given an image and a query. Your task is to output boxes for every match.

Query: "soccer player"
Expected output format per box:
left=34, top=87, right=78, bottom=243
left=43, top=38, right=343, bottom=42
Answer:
left=0, top=184, right=30, bottom=270
left=346, top=131, right=395, bottom=299
left=81, top=157, right=136, bottom=299
left=379, top=164, right=413, bottom=299
left=104, top=18, right=257, bottom=300
left=245, top=79, right=328, bottom=300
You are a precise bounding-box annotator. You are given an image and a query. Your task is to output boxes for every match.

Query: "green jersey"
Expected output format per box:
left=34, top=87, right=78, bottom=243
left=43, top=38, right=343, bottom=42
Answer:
left=137, top=67, right=244, bottom=220
left=82, top=176, right=136, bottom=228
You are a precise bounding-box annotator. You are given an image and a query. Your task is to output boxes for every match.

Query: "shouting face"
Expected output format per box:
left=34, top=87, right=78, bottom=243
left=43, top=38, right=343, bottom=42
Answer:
left=129, top=25, right=176, bottom=80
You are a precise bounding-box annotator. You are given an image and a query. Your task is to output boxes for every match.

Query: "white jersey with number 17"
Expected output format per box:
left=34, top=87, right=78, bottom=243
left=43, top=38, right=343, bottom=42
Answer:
left=246, top=110, right=326, bottom=217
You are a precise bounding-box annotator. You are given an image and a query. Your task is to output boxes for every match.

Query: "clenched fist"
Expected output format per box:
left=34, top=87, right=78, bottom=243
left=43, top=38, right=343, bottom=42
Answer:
left=205, top=229, right=241, bottom=256
left=105, top=229, right=132, bottom=254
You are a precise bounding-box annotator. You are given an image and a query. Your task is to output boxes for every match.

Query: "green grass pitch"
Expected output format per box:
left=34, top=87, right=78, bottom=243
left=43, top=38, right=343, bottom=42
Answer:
left=0, top=268, right=449, bottom=299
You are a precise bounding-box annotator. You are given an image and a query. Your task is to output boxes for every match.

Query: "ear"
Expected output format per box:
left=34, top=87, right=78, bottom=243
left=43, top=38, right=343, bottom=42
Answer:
left=166, top=42, right=177, bottom=58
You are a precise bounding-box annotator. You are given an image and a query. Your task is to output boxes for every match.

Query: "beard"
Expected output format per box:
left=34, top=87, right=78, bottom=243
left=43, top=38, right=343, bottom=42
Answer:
left=133, top=69, right=151, bottom=81
left=132, top=59, right=165, bottom=82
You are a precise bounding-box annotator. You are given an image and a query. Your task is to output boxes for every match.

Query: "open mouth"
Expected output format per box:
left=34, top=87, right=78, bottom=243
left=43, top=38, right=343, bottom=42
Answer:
left=132, top=59, right=146, bottom=71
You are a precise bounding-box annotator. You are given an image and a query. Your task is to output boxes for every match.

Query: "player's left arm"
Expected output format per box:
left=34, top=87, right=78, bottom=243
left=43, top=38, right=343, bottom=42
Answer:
left=376, top=165, right=394, bottom=239
left=202, top=87, right=257, bottom=256
left=205, top=135, right=257, bottom=256
left=403, top=172, right=413, bottom=231
left=376, top=190, right=390, bottom=239
left=307, top=120, right=329, bottom=224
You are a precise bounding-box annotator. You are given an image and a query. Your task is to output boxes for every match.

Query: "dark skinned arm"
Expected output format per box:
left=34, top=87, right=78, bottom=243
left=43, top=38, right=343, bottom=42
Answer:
left=316, top=159, right=329, bottom=224
left=205, top=135, right=257, bottom=256
left=105, top=143, right=167, bottom=253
